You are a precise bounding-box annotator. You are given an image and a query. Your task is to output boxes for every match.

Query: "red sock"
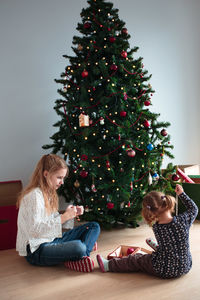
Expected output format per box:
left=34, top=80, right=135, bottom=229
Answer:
left=65, top=256, right=94, bottom=272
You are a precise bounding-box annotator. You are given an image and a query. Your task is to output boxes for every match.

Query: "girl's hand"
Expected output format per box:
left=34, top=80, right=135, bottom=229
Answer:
left=175, top=184, right=184, bottom=196
left=61, top=205, right=77, bottom=224
left=76, top=205, right=84, bottom=216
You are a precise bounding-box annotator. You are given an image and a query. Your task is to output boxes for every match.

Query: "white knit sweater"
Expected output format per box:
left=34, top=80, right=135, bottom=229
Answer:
left=16, top=188, right=62, bottom=256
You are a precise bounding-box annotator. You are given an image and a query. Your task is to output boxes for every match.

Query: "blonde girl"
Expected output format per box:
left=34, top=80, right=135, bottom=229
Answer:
left=16, top=154, right=100, bottom=272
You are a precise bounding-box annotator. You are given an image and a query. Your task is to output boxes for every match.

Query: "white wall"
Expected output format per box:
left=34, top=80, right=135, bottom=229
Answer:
left=0, top=0, right=200, bottom=187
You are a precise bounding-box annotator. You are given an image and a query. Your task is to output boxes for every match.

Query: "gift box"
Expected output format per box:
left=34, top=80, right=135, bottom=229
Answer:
left=178, top=164, right=200, bottom=184
left=0, top=180, right=22, bottom=250
left=107, top=245, right=152, bottom=260
left=178, top=182, right=200, bottom=220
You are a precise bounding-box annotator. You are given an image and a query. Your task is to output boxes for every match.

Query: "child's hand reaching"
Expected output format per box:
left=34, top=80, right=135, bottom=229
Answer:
left=76, top=205, right=84, bottom=216
left=175, top=184, right=184, bottom=196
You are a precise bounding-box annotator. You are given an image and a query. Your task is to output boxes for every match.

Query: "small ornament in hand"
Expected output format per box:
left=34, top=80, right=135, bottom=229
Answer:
left=76, top=205, right=84, bottom=221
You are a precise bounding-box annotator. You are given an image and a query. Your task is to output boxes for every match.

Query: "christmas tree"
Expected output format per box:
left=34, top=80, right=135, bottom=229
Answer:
left=43, top=0, right=176, bottom=229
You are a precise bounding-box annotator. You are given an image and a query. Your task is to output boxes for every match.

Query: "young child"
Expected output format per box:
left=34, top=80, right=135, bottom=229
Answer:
left=96, top=184, right=198, bottom=279
left=16, top=154, right=100, bottom=272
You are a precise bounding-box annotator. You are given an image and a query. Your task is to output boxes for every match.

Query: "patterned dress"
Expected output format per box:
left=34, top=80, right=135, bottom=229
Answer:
left=152, top=192, right=198, bottom=278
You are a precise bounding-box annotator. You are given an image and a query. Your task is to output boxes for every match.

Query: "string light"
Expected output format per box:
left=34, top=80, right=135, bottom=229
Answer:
left=84, top=137, right=88, bottom=140
left=73, top=149, right=76, bottom=152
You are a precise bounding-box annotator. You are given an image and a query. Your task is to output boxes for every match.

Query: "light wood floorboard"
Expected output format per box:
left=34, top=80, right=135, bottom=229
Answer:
left=0, top=221, right=200, bottom=300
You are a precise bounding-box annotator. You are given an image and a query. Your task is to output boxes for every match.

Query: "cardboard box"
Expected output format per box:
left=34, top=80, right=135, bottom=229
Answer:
left=0, top=180, right=22, bottom=206
left=107, top=245, right=152, bottom=260
left=178, top=165, right=200, bottom=176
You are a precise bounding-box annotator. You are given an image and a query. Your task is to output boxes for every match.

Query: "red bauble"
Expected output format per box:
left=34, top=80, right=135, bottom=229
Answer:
left=120, top=111, right=127, bottom=117
left=144, top=100, right=151, bottom=106
left=107, top=202, right=114, bottom=209
left=126, top=148, right=136, bottom=157
left=109, top=36, right=116, bottom=43
left=144, top=120, right=150, bottom=128
left=81, top=70, right=88, bottom=78
left=107, top=27, right=111, bottom=31
left=110, top=64, right=118, bottom=71
left=121, top=50, right=127, bottom=58
left=81, top=154, right=88, bottom=161
left=172, top=174, right=180, bottom=181
left=121, top=28, right=128, bottom=35
left=127, top=247, right=134, bottom=255
left=84, top=22, right=91, bottom=29
left=106, top=160, right=110, bottom=168
left=80, top=170, right=88, bottom=178
left=161, top=129, right=168, bottom=137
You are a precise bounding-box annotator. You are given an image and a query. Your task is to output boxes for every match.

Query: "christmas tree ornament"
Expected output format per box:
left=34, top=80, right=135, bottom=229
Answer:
left=107, top=202, right=114, bottom=209
left=81, top=70, right=89, bottom=78
left=80, top=169, right=88, bottom=178
left=121, top=28, right=128, bottom=35
left=91, top=184, right=97, bottom=192
left=123, top=93, right=128, bottom=100
left=121, top=50, right=127, bottom=58
left=84, top=21, right=91, bottom=29
left=152, top=173, right=159, bottom=180
left=120, top=111, right=127, bottom=117
left=74, top=180, right=80, bottom=188
left=109, top=36, right=116, bottom=43
left=106, top=160, right=110, bottom=168
left=110, top=64, right=118, bottom=71
left=77, top=44, right=83, bottom=51
left=63, top=86, right=67, bottom=92
left=172, top=174, right=180, bottom=181
left=143, top=120, right=150, bottom=128
left=79, top=113, right=89, bottom=127
left=100, top=117, right=104, bottom=125
left=127, top=201, right=131, bottom=207
left=127, top=247, right=134, bottom=255
left=148, top=173, right=153, bottom=185
left=161, top=129, right=168, bottom=137
left=118, top=134, right=121, bottom=141
left=130, top=181, right=133, bottom=191
left=144, top=100, right=151, bottom=106
left=147, top=143, right=154, bottom=151
left=126, top=148, right=136, bottom=157
left=85, top=205, right=89, bottom=212
left=81, top=154, right=88, bottom=161
left=120, top=168, right=124, bottom=172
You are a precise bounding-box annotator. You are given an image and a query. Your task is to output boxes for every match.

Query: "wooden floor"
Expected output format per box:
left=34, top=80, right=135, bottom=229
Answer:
left=0, top=221, right=200, bottom=300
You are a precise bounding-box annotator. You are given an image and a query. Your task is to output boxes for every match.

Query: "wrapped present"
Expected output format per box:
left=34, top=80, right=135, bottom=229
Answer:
left=107, top=245, right=151, bottom=260
left=79, top=113, right=89, bottom=127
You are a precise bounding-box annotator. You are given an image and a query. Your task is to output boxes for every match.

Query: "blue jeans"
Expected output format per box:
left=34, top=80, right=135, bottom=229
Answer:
left=26, top=222, right=100, bottom=266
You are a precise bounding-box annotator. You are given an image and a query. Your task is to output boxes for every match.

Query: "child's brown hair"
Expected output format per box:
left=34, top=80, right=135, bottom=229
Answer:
left=142, top=191, right=176, bottom=225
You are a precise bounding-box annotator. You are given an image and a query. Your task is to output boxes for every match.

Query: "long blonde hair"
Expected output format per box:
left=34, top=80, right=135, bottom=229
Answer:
left=16, top=154, right=68, bottom=213
left=142, top=191, right=175, bottom=226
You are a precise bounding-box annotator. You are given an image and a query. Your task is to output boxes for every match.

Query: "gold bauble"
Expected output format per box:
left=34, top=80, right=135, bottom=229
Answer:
left=74, top=180, right=80, bottom=188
